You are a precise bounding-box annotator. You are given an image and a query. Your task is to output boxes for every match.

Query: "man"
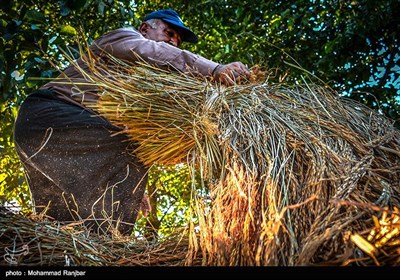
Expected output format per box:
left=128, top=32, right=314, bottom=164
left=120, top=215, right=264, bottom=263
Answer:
left=13, top=9, right=250, bottom=235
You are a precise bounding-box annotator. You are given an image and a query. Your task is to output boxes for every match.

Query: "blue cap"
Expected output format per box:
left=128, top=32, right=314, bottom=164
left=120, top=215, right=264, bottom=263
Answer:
left=143, top=9, right=198, bottom=43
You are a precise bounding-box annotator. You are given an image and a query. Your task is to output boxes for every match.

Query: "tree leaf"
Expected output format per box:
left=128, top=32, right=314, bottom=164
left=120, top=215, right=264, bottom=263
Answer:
left=59, top=25, right=77, bottom=36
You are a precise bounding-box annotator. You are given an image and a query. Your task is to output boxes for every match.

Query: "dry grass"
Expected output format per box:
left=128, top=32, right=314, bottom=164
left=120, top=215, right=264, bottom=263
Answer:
left=3, top=48, right=399, bottom=266
left=0, top=205, right=197, bottom=266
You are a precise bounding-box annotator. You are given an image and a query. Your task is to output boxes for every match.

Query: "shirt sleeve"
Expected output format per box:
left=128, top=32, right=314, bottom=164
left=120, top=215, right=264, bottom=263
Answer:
left=92, top=28, right=219, bottom=77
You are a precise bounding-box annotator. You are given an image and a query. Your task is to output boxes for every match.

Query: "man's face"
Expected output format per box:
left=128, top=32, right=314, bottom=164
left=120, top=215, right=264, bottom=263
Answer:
left=140, top=19, right=182, bottom=47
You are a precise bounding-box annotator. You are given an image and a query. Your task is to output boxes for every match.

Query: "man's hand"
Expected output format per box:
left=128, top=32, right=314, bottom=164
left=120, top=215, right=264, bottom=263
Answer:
left=212, top=62, right=251, bottom=86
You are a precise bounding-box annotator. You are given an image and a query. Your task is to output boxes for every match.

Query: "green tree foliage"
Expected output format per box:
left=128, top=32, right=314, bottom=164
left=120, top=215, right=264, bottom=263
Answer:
left=134, top=164, right=205, bottom=240
left=1, top=0, right=399, bottom=237
left=190, top=0, right=399, bottom=120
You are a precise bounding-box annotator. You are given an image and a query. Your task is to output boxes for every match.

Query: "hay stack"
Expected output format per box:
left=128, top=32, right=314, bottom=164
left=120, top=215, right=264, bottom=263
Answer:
left=4, top=50, right=399, bottom=266
left=76, top=54, right=399, bottom=266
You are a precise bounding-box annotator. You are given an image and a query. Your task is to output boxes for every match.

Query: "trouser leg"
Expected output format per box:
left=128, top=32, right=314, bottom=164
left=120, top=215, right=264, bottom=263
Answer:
left=14, top=91, right=147, bottom=235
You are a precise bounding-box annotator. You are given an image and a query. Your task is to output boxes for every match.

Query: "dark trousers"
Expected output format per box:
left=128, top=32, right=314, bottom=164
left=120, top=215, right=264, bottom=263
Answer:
left=13, top=89, right=148, bottom=235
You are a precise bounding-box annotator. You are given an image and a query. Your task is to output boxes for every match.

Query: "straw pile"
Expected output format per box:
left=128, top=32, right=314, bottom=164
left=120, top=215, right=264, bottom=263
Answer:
left=79, top=52, right=400, bottom=266
left=3, top=50, right=399, bottom=266
left=0, top=205, right=197, bottom=266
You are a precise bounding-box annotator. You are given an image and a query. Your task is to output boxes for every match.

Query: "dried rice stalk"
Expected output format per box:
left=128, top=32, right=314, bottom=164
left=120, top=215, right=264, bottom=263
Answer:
left=0, top=205, right=196, bottom=266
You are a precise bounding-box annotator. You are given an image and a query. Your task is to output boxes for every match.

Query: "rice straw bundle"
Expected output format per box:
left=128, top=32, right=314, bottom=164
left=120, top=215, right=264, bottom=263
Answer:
left=97, top=68, right=221, bottom=168
left=38, top=51, right=400, bottom=265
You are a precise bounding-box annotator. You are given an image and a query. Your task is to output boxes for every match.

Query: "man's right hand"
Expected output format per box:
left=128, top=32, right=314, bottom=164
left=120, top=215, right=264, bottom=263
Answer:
left=212, top=62, right=251, bottom=86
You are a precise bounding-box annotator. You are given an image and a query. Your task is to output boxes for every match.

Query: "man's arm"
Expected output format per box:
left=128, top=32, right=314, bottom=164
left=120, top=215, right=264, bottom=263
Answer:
left=93, top=28, right=217, bottom=75
left=93, top=28, right=250, bottom=85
